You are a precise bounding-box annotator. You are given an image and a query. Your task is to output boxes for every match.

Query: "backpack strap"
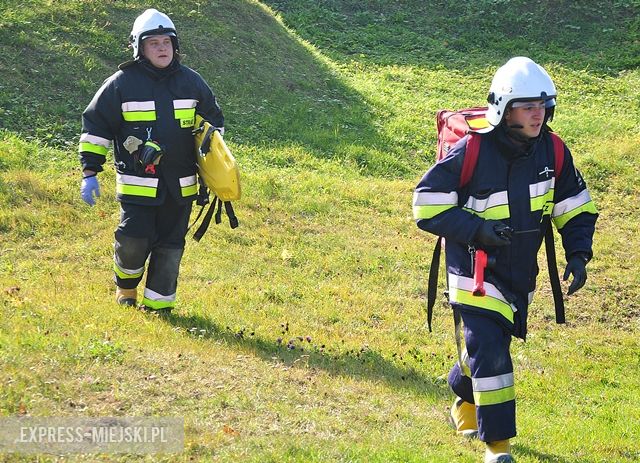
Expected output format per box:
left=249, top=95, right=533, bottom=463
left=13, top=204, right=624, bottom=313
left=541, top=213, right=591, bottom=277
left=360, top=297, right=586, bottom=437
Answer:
left=426, top=236, right=442, bottom=332
left=550, top=132, right=565, bottom=177
left=426, top=134, right=482, bottom=331
left=546, top=131, right=566, bottom=323
left=191, top=196, right=240, bottom=242
left=192, top=196, right=219, bottom=242
left=459, top=133, right=481, bottom=187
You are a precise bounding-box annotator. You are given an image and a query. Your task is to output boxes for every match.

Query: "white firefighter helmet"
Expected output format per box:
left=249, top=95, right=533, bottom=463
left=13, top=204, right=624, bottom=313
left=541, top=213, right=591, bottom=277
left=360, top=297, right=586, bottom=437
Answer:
left=129, top=9, right=178, bottom=59
left=486, top=57, right=557, bottom=127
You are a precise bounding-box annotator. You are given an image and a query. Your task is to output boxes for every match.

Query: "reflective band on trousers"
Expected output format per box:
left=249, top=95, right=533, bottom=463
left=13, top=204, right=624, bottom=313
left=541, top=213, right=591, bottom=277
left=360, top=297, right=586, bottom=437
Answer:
left=142, top=287, right=176, bottom=309
left=472, top=372, right=515, bottom=406
left=113, top=261, right=144, bottom=280
left=552, top=189, right=598, bottom=229
left=412, top=190, right=458, bottom=220
left=116, top=173, right=159, bottom=198
left=448, top=274, right=516, bottom=323
left=463, top=190, right=510, bottom=220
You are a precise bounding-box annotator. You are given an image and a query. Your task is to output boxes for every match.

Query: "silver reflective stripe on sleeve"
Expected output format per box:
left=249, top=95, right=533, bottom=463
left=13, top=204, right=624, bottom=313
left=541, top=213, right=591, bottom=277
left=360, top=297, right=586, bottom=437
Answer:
left=552, top=189, right=597, bottom=229
left=463, top=190, right=510, bottom=220
left=412, top=190, right=458, bottom=220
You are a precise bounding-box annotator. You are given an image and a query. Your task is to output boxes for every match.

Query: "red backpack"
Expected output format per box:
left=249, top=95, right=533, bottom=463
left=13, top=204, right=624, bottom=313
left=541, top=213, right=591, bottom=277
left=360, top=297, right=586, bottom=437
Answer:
left=425, top=107, right=566, bottom=331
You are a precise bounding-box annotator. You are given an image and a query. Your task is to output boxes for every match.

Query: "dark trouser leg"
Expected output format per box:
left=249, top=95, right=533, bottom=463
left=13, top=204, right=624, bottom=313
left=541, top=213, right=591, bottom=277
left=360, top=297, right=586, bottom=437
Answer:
left=448, top=311, right=515, bottom=443
left=113, top=204, right=154, bottom=289
left=141, top=196, right=192, bottom=310
left=449, top=362, right=474, bottom=404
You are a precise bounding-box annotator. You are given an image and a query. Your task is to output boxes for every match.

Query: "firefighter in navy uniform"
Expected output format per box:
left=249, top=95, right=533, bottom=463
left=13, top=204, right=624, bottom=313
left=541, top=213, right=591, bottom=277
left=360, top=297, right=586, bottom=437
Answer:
left=412, top=57, right=597, bottom=463
left=78, top=9, right=224, bottom=314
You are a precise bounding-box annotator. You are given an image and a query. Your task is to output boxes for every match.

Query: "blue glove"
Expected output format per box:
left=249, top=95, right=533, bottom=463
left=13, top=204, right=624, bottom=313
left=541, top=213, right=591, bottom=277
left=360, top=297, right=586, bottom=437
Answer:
left=81, top=175, right=100, bottom=206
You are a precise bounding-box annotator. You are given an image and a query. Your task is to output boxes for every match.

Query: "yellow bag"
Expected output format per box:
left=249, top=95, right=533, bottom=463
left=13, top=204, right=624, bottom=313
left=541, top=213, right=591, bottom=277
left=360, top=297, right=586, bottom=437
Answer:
left=190, top=116, right=240, bottom=237
left=193, top=115, right=241, bottom=202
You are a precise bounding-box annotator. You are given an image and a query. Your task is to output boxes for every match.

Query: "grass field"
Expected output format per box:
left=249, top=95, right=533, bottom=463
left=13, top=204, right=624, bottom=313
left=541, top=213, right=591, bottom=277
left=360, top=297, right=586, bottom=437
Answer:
left=1, top=1, right=639, bottom=462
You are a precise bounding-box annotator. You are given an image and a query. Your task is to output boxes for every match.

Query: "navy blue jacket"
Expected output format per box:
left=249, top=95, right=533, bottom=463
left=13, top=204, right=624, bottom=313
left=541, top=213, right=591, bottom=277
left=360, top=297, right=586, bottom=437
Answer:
left=413, top=127, right=597, bottom=338
left=79, top=58, right=224, bottom=206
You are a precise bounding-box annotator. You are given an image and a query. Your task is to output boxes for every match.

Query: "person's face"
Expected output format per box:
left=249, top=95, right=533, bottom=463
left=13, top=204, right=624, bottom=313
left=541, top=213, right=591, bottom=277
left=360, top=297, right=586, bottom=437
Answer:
left=142, top=35, right=174, bottom=68
left=505, top=100, right=546, bottom=139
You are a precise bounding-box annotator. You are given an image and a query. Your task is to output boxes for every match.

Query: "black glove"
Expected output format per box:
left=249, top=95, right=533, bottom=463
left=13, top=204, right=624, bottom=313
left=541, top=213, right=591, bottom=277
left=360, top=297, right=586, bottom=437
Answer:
left=474, top=220, right=513, bottom=247
left=563, top=253, right=589, bottom=295
left=138, top=140, right=164, bottom=166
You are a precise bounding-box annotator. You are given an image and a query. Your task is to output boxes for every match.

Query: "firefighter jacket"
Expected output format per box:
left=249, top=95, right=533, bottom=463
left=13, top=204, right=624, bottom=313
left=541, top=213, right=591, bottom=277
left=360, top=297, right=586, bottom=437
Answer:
left=78, top=58, right=224, bottom=206
left=413, top=126, right=598, bottom=339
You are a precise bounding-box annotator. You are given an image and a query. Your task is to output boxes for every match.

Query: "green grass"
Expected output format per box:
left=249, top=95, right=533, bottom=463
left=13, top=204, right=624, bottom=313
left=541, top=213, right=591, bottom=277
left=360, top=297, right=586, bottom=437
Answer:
left=1, top=0, right=640, bottom=462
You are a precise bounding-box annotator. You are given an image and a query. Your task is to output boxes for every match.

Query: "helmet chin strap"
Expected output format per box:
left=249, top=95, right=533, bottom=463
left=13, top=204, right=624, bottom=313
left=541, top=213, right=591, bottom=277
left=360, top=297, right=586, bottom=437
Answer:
left=504, top=123, right=535, bottom=143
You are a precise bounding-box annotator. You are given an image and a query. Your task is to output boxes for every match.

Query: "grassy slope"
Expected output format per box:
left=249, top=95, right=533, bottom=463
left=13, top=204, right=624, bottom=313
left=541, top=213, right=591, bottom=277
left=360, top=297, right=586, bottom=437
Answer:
left=1, top=0, right=639, bottom=462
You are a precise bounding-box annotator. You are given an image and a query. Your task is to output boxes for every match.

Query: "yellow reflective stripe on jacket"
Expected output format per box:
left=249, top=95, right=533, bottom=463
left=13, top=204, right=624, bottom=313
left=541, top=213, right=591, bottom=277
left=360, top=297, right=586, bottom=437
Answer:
left=448, top=274, right=515, bottom=323
left=179, top=175, right=197, bottom=197
left=123, top=111, right=156, bottom=122
left=174, top=99, right=198, bottom=128
left=552, top=189, right=598, bottom=229
left=462, top=190, right=510, bottom=220
left=472, top=372, right=515, bottom=406
left=174, top=108, right=196, bottom=120
left=121, top=101, right=156, bottom=122
left=413, top=191, right=457, bottom=220
left=79, top=133, right=110, bottom=156
left=116, top=174, right=159, bottom=198
left=530, top=178, right=555, bottom=214
left=142, top=288, right=176, bottom=309
left=116, top=184, right=157, bottom=197
left=79, top=142, right=108, bottom=156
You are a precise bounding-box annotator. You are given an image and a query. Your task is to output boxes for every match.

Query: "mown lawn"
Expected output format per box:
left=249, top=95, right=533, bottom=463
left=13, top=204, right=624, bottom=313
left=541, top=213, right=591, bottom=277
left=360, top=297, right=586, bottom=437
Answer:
left=1, top=0, right=639, bottom=461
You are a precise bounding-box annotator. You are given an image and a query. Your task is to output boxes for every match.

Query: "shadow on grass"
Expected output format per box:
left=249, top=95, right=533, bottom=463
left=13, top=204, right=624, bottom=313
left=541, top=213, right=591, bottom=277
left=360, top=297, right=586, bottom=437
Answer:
left=513, top=444, right=600, bottom=463
left=159, top=311, right=450, bottom=398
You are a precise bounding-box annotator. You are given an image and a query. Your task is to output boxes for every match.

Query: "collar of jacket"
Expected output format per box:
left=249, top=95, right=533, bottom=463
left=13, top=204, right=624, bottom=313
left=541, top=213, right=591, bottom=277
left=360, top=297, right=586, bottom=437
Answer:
left=494, top=123, right=542, bottom=160
left=136, top=58, right=181, bottom=80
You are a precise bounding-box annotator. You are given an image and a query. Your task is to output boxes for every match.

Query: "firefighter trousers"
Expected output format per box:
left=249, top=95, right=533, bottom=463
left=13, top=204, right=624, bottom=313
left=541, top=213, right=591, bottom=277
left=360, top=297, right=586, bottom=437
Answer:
left=447, top=310, right=516, bottom=442
left=113, top=195, right=192, bottom=310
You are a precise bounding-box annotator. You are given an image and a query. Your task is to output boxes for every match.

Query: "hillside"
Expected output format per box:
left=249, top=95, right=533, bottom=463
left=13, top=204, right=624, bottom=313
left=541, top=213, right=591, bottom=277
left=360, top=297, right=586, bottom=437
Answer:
left=1, top=0, right=639, bottom=462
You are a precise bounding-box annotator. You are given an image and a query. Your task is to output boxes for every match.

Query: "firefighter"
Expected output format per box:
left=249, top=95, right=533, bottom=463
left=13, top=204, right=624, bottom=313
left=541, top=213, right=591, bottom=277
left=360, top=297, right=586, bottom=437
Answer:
left=78, top=8, right=224, bottom=314
left=413, top=57, right=598, bottom=462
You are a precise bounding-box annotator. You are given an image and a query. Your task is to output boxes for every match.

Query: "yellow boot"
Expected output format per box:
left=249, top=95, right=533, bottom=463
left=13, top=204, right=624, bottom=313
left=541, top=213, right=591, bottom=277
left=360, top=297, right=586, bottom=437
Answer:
left=485, top=439, right=514, bottom=463
left=449, top=397, right=478, bottom=438
left=115, top=287, right=137, bottom=306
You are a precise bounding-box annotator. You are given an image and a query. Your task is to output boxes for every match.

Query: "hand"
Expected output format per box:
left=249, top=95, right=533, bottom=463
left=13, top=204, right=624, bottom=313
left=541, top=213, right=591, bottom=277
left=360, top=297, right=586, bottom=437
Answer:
left=563, top=254, right=588, bottom=295
left=80, top=175, right=100, bottom=206
left=197, top=125, right=223, bottom=156
left=474, top=220, right=513, bottom=247
left=138, top=141, right=163, bottom=166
